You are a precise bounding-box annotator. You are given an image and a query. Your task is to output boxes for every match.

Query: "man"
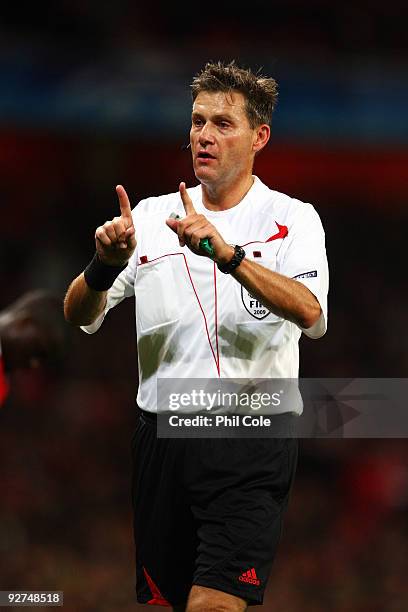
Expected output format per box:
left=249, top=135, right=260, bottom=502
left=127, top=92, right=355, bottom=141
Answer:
left=0, top=290, right=67, bottom=406
left=64, top=61, right=328, bottom=611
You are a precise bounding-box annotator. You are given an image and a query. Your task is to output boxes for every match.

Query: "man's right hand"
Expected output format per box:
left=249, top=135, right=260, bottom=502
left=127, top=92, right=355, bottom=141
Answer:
left=95, top=185, right=137, bottom=266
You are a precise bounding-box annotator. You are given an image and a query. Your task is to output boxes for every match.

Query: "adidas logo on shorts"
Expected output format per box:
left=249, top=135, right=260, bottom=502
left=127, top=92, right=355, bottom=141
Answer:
left=238, top=568, right=260, bottom=586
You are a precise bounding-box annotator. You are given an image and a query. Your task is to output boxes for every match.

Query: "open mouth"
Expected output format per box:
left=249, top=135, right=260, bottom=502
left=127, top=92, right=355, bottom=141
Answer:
left=197, top=152, right=216, bottom=159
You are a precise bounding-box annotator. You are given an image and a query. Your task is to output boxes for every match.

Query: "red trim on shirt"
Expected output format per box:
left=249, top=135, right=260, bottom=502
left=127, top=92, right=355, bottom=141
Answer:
left=183, top=255, right=220, bottom=376
left=266, top=222, right=288, bottom=242
left=241, top=222, right=289, bottom=248
left=137, top=223, right=284, bottom=376
left=213, top=262, right=220, bottom=376
left=140, top=252, right=184, bottom=265
left=139, top=252, right=220, bottom=376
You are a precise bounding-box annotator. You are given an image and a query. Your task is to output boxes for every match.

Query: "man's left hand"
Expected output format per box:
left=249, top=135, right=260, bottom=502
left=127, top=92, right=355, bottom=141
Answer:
left=165, top=182, right=234, bottom=265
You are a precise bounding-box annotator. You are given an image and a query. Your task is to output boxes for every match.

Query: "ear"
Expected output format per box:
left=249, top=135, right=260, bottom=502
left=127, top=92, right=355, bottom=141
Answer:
left=252, top=124, right=270, bottom=154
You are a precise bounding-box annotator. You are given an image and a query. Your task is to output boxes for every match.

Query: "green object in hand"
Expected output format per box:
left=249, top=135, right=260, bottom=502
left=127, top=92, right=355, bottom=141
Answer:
left=170, top=212, right=215, bottom=257
left=199, top=237, right=215, bottom=257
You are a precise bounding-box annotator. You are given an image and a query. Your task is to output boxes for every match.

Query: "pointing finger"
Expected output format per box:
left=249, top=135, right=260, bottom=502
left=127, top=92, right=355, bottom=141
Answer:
left=116, top=184, right=133, bottom=224
left=179, top=182, right=196, bottom=216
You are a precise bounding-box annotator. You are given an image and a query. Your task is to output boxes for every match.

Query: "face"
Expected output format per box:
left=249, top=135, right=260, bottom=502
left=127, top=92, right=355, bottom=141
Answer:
left=0, top=316, right=48, bottom=370
left=190, top=91, right=261, bottom=188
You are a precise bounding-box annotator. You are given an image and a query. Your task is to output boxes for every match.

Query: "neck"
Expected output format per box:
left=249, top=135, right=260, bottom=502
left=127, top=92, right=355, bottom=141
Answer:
left=201, top=174, right=255, bottom=211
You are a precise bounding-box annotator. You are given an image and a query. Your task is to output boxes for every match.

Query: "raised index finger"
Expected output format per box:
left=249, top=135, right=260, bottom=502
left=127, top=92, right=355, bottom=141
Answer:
left=116, top=184, right=133, bottom=223
left=179, top=182, right=196, bottom=216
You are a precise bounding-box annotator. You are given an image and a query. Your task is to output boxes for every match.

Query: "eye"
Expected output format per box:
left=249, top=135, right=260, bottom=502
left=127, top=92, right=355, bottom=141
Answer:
left=218, top=120, right=230, bottom=129
left=192, top=117, right=204, bottom=127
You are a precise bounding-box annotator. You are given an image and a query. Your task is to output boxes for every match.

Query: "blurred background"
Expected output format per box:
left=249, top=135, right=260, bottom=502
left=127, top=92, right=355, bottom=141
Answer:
left=1, top=1, right=407, bottom=610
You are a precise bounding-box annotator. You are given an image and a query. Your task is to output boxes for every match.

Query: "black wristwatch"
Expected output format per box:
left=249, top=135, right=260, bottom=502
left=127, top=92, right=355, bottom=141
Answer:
left=217, top=245, right=246, bottom=274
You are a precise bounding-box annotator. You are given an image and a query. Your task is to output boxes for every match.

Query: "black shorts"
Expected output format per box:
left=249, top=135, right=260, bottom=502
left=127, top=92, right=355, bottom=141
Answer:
left=131, top=409, right=298, bottom=607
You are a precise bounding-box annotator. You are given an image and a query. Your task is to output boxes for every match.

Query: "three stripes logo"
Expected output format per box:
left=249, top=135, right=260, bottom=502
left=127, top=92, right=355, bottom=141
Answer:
left=238, top=568, right=260, bottom=586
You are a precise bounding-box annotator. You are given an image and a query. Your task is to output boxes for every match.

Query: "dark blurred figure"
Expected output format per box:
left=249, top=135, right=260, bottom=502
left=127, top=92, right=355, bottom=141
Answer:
left=0, top=290, right=68, bottom=405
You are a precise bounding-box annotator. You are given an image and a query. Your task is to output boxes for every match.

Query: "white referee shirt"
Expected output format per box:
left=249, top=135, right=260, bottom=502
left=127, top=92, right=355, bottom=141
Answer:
left=81, top=176, right=329, bottom=414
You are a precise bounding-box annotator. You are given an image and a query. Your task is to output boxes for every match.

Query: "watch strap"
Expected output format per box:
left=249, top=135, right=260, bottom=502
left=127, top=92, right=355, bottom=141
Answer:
left=217, top=245, right=246, bottom=274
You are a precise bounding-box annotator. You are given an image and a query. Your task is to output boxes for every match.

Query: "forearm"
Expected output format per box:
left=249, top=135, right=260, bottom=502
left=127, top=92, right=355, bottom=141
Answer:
left=231, top=258, right=321, bottom=329
left=64, top=273, right=107, bottom=327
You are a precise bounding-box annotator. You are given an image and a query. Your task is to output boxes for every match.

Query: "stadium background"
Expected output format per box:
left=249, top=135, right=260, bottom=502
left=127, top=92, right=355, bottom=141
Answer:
left=0, top=2, right=407, bottom=610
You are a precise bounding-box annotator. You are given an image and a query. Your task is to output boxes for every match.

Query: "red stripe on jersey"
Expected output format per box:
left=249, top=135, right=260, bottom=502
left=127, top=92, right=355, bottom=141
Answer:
left=265, top=222, right=288, bottom=242
left=213, top=262, right=220, bottom=376
left=139, top=252, right=220, bottom=376
left=241, top=222, right=288, bottom=249
left=183, top=255, right=220, bottom=376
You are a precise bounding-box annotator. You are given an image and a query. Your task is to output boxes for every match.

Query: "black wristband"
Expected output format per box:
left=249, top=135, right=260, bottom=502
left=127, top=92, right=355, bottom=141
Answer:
left=217, top=245, right=246, bottom=274
left=83, top=253, right=127, bottom=291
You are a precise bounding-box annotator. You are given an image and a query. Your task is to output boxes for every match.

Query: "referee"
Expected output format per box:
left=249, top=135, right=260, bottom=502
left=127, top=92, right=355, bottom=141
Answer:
left=64, top=61, right=328, bottom=611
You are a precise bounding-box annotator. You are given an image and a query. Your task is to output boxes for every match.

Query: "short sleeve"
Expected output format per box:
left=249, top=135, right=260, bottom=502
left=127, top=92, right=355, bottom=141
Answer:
left=277, top=204, right=329, bottom=339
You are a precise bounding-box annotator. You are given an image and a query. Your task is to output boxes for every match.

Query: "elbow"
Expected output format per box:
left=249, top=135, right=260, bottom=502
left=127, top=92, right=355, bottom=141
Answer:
left=63, top=287, right=81, bottom=326
left=63, top=297, right=103, bottom=328
left=64, top=313, right=93, bottom=327
left=64, top=306, right=81, bottom=327
left=63, top=276, right=104, bottom=327
left=63, top=297, right=86, bottom=327
left=64, top=307, right=94, bottom=327
left=63, top=300, right=73, bottom=325
left=298, top=303, right=322, bottom=330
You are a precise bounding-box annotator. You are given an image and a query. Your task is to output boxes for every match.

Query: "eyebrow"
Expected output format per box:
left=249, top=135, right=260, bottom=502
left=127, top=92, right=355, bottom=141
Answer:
left=191, top=111, right=234, bottom=122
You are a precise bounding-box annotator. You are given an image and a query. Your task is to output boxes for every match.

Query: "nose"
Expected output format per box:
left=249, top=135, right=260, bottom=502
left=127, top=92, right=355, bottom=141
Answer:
left=199, top=122, right=215, bottom=146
